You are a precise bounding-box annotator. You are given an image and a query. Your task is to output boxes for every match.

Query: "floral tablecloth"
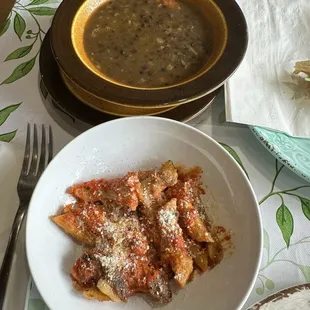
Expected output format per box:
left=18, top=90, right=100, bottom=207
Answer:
left=0, top=1, right=310, bottom=310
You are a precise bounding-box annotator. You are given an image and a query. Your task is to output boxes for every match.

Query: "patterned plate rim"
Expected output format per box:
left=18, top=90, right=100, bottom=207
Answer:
left=247, top=282, right=310, bottom=309
left=250, top=126, right=310, bottom=182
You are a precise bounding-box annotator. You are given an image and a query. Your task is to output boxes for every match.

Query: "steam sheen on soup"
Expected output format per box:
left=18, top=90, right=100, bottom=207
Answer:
left=84, top=0, right=212, bottom=88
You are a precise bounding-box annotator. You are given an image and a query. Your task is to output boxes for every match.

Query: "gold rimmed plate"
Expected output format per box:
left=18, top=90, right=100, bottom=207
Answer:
left=40, top=31, right=220, bottom=126
left=60, top=71, right=175, bottom=117
left=50, top=0, right=247, bottom=108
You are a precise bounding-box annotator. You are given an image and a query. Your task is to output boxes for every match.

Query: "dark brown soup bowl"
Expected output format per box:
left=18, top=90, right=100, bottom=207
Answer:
left=51, top=0, right=247, bottom=109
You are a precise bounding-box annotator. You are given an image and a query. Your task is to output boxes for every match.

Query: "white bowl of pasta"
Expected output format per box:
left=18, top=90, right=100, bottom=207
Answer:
left=26, top=117, right=262, bottom=310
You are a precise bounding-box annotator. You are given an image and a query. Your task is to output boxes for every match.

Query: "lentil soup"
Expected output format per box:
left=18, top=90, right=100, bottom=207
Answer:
left=83, top=0, right=213, bottom=88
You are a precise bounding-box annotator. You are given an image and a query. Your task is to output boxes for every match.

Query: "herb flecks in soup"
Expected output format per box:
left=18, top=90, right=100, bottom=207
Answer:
left=84, top=0, right=212, bottom=88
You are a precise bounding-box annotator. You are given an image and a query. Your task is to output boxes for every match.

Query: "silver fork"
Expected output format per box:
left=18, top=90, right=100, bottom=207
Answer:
left=0, top=124, right=53, bottom=309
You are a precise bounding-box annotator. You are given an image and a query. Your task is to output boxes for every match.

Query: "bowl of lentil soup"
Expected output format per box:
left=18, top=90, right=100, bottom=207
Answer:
left=51, top=0, right=247, bottom=108
left=73, top=0, right=226, bottom=90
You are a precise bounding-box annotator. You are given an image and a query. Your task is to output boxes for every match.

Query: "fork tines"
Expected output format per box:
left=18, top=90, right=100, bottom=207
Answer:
left=21, top=124, right=53, bottom=177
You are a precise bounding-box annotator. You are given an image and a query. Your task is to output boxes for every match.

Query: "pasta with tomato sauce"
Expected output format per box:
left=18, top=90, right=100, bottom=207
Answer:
left=51, top=161, right=228, bottom=304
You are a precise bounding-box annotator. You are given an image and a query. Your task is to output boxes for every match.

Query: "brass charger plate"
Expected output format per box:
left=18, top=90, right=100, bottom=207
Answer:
left=59, top=70, right=174, bottom=117
left=50, top=0, right=247, bottom=108
left=40, top=31, right=220, bottom=126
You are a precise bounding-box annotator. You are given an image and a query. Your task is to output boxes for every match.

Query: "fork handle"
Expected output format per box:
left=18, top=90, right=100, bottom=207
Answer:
left=0, top=206, right=26, bottom=309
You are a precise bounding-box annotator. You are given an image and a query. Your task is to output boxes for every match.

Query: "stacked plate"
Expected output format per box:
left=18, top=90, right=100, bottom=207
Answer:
left=40, top=0, right=248, bottom=125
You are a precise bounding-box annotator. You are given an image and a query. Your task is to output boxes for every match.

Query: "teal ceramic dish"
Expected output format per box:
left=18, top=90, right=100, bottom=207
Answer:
left=251, top=126, right=310, bottom=182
